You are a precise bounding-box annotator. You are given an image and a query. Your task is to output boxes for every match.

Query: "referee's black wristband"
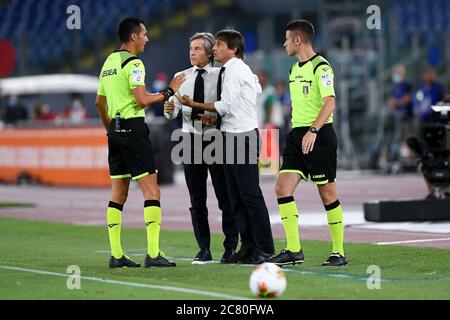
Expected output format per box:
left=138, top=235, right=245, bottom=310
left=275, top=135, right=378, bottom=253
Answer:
left=159, top=87, right=175, bottom=101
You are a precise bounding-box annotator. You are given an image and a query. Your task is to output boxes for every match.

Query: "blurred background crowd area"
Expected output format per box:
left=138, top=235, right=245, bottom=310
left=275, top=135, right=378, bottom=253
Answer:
left=1, top=0, right=450, bottom=173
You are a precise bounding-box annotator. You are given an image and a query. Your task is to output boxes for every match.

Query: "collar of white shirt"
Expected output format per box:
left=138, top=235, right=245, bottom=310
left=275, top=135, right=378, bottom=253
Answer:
left=192, top=63, right=213, bottom=75
left=222, top=57, right=239, bottom=69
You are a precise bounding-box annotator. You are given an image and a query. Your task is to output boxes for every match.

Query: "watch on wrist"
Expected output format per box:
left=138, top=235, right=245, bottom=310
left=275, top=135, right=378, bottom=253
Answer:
left=159, top=87, right=175, bottom=101
left=309, top=126, right=318, bottom=134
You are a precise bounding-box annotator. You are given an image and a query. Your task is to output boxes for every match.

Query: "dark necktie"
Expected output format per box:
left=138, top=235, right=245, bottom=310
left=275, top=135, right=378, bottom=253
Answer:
left=216, top=66, right=225, bottom=129
left=191, top=69, right=206, bottom=123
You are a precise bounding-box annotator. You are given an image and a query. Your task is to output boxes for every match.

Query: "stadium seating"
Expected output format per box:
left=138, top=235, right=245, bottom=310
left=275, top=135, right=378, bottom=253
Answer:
left=0, top=0, right=172, bottom=72
left=393, top=0, right=450, bottom=35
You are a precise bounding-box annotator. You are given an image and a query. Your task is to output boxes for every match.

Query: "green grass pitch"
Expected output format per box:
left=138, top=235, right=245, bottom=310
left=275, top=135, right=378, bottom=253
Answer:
left=0, top=217, right=449, bottom=300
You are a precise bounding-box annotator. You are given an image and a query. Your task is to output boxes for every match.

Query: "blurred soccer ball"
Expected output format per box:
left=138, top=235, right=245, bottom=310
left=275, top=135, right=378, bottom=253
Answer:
left=249, top=262, right=287, bottom=298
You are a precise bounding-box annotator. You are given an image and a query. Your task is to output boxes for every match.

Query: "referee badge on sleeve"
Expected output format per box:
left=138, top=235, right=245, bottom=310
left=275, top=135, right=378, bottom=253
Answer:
left=132, top=69, right=143, bottom=83
left=321, top=74, right=333, bottom=87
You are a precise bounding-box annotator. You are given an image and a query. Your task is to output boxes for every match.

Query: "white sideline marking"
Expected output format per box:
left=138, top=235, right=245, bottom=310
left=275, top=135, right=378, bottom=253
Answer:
left=376, top=238, right=450, bottom=245
left=0, top=265, right=251, bottom=300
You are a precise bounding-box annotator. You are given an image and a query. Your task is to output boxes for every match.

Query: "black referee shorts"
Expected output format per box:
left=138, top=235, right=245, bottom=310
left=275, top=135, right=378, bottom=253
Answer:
left=107, top=117, right=157, bottom=180
left=280, top=123, right=337, bottom=185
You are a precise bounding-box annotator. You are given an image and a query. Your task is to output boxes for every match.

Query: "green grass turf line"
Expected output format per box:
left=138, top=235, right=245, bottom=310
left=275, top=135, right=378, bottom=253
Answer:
left=0, top=202, right=34, bottom=209
left=0, top=217, right=449, bottom=300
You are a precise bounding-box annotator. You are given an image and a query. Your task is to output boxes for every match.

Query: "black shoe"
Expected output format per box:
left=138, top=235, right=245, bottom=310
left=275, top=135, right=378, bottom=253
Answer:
left=192, top=248, right=213, bottom=265
left=237, top=250, right=266, bottom=265
left=425, top=193, right=437, bottom=200
left=260, top=251, right=276, bottom=260
left=109, top=255, right=141, bottom=268
left=265, top=249, right=304, bottom=267
left=145, top=253, right=176, bottom=267
left=236, top=248, right=252, bottom=260
left=220, top=249, right=238, bottom=264
left=321, top=253, right=348, bottom=266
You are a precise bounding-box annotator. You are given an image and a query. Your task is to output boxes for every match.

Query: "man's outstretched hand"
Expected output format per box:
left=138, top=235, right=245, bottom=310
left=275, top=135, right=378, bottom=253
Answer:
left=176, top=94, right=194, bottom=107
left=168, top=73, right=186, bottom=92
left=198, top=114, right=217, bottom=126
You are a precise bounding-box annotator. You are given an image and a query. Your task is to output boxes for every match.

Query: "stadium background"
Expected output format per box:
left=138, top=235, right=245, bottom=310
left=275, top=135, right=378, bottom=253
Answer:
left=1, top=0, right=450, bottom=301
left=1, top=0, right=449, bottom=179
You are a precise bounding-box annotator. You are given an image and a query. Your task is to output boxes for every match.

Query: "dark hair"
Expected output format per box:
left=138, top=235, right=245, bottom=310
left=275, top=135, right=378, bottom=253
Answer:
left=118, top=17, right=144, bottom=43
left=215, top=28, right=245, bottom=59
left=285, top=20, right=315, bottom=43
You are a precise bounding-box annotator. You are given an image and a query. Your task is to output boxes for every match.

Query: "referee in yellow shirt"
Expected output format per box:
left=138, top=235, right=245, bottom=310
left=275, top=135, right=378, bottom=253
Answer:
left=267, top=20, right=347, bottom=267
left=95, top=17, right=185, bottom=268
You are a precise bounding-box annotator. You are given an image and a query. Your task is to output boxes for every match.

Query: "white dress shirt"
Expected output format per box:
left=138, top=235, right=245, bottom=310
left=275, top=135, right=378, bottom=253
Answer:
left=214, top=57, right=262, bottom=133
left=164, top=63, right=219, bottom=134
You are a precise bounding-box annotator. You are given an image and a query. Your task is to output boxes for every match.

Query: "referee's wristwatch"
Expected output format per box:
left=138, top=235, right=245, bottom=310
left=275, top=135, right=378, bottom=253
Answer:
left=159, top=87, right=175, bottom=101
left=309, top=126, right=318, bottom=134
